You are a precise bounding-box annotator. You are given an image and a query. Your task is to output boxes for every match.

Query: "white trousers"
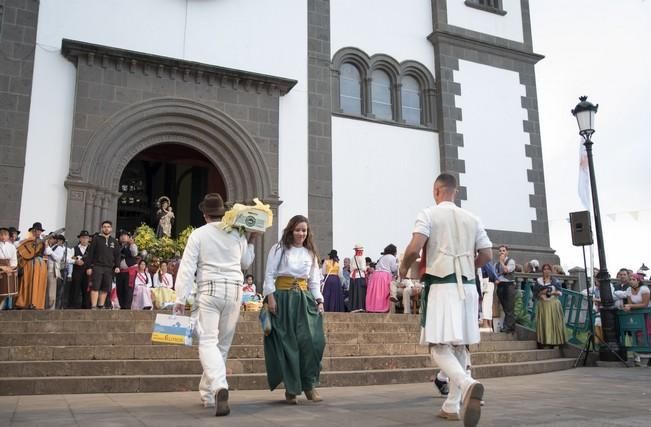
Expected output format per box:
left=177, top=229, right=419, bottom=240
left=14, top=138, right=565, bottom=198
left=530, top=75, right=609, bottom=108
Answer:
left=431, top=344, right=474, bottom=414
left=196, top=285, right=242, bottom=403
left=481, top=280, right=494, bottom=320
left=390, top=279, right=423, bottom=314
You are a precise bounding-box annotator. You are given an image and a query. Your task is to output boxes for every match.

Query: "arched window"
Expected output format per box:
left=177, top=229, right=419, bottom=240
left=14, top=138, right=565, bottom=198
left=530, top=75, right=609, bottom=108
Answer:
left=401, top=76, right=422, bottom=125
left=371, top=70, right=393, bottom=120
left=339, top=63, right=362, bottom=115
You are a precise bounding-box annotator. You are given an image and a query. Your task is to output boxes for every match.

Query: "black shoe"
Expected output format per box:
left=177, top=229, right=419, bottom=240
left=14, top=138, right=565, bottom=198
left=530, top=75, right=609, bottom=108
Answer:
left=215, top=388, right=230, bottom=416
left=434, top=377, right=449, bottom=396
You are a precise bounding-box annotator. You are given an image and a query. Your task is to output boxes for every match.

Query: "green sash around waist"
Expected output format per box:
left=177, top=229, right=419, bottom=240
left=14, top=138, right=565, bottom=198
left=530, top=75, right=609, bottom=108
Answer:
left=420, top=273, right=474, bottom=328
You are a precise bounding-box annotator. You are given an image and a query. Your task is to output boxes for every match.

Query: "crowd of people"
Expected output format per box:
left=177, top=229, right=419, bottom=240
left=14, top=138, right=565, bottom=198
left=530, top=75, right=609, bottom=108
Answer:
left=0, top=222, right=176, bottom=311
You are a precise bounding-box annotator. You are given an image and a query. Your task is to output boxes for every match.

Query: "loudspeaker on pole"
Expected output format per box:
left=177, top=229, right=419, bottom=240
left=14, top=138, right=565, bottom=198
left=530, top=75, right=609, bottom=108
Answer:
left=569, top=210, right=593, bottom=246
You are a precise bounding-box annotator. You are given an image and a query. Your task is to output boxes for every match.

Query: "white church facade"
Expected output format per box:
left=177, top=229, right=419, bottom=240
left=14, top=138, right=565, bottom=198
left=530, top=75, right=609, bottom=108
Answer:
left=0, top=0, right=556, bottom=271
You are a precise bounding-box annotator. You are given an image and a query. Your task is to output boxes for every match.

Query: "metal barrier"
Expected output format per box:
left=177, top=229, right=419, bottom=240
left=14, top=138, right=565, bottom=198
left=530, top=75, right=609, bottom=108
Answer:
left=518, top=280, right=591, bottom=344
left=617, top=308, right=651, bottom=353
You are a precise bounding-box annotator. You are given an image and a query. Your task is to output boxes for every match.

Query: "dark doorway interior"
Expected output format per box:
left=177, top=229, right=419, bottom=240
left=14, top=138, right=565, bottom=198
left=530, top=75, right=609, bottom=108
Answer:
left=116, top=144, right=226, bottom=235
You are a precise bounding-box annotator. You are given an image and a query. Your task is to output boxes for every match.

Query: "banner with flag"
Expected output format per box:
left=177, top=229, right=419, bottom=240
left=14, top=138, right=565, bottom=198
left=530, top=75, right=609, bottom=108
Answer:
left=578, top=142, right=591, bottom=211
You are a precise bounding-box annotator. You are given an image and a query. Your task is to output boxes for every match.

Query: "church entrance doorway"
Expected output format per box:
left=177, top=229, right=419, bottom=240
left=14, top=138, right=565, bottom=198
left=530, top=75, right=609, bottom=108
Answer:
left=116, top=143, right=226, bottom=235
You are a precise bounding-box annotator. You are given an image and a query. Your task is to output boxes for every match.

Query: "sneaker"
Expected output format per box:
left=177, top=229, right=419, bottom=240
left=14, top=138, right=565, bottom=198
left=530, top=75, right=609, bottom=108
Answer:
left=434, top=377, right=449, bottom=396
left=215, top=388, right=230, bottom=416
left=202, top=399, right=215, bottom=408
left=460, top=381, right=484, bottom=427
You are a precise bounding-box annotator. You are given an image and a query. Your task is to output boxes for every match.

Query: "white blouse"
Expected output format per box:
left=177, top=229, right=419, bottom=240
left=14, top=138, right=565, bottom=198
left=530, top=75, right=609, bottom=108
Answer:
left=153, top=272, right=174, bottom=289
left=375, top=254, right=397, bottom=274
left=263, top=245, right=323, bottom=300
left=134, top=271, right=152, bottom=287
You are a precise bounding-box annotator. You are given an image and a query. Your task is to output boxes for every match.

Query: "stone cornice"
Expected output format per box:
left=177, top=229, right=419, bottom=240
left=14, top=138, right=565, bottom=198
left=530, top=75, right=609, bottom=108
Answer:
left=61, top=39, right=297, bottom=96
left=428, top=30, right=544, bottom=65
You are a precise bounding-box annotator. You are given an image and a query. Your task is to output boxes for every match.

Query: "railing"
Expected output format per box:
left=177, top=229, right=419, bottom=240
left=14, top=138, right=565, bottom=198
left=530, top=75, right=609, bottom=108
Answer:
left=617, top=308, right=651, bottom=353
left=517, top=278, right=591, bottom=345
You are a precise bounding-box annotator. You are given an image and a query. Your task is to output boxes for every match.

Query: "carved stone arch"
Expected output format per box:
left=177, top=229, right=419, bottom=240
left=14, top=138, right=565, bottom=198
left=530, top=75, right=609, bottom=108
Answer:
left=64, top=96, right=278, bottom=238
left=73, top=97, right=271, bottom=199
left=369, top=54, right=401, bottom=120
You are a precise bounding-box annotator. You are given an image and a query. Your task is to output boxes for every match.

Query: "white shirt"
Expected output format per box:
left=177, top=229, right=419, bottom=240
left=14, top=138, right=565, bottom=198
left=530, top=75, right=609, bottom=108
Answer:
left=263, top=245, right=323, bottom=301
left=413, top=201, right=492, bottom=280
left=626, top=286, right=651, bottom=306
left=351, top=255, right=366, bottom=278
left=154, top=272, right=174, bottom=289
left=175, top=222, right=255, bottom=304
left=0, top=241, right=18, bottom=268
left=375, top=254, right=397, bottom=275
left=135, top=271, right=152, bottom=287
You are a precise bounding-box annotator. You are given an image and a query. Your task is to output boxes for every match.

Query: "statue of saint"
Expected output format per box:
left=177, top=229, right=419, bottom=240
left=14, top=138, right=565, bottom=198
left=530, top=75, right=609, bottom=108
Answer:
left=156, top=196, right=175, bottom=238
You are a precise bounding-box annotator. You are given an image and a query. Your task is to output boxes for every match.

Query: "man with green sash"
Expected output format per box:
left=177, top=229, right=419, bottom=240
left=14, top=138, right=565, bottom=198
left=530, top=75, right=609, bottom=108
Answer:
left=400, top=173, right=492, bottom=427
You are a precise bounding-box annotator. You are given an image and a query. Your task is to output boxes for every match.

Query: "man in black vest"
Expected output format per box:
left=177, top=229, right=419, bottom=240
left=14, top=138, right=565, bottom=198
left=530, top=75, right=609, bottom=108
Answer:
left=69, top=230, right=91, bottom=309
left=495, top=245, right=517, bottom=333
left=116, top=230, right=138, bottom=309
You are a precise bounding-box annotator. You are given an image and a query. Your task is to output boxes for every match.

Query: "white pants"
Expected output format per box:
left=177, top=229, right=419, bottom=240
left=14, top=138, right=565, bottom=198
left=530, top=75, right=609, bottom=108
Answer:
left=481, top=280, right=494, bottom=320
left=196, top=284, right=242, bottom=403
left=391, top=279, right=423, bottom=314
left=431, top=344, right=475, bottom=414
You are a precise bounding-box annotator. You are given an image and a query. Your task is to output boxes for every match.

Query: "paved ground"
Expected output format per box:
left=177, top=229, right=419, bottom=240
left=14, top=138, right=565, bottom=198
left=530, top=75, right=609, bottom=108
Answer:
left=1, top=367, right=650, bottom=426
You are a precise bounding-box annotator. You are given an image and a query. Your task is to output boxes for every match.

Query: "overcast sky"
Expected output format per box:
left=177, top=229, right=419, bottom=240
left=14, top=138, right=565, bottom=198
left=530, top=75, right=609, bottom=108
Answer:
left=529, top=0, right=651, bottom=273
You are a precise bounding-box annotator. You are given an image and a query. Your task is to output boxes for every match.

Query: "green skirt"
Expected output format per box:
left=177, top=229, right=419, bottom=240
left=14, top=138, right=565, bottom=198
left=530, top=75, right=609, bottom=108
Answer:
left=264, top=289, right=325, bottom=394
left=535, top=298, right=567, bottom=345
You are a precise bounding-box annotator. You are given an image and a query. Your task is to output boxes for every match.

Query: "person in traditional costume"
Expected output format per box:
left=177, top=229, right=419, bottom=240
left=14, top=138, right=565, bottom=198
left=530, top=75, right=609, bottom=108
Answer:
left=68, top=230, right=91, bottom=308
left=400, top=174, right=492, bottom=427
left=0, top=227, right=18, bottom=309
left=131, top=260, right=153, bottom=310
left=349, top=244, right=367, bottom=312
left=173, top=193, right=259, bottom=416
left=263, top=214, right=325, bottom=404
left=366, top=244, right=397, bottom=313
left=533, top=263, right=567, bottom=348
left=44, top=233, right=66, bottom=310
left=15, top=222, right=48, bottom=310
left=156, top=196, right=175, bottom=238
left=8, top=227, right=20, bottom=248
left=241, top=274, right=257, bottom=306
left=322, top=249, right=344, bottom=312
left=116, top=230, right=138, bottom=309
left=152, top=260, right=176, bottom=309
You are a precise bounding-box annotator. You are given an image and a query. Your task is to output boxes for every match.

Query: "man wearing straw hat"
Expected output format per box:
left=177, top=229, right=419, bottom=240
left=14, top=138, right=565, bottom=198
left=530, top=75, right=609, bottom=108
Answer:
left=400, top=173, right=492, bottom=427
left=174, top=193, right=259, bottom=417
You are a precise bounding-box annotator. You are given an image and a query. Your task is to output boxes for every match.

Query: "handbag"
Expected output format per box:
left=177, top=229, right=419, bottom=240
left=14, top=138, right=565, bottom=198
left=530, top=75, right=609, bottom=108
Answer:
left=259, top=302, right=272, bottom=336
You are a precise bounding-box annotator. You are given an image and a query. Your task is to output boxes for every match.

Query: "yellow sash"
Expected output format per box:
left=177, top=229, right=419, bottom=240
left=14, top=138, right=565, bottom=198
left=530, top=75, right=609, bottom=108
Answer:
left=275, top=276, right=307, bottom=291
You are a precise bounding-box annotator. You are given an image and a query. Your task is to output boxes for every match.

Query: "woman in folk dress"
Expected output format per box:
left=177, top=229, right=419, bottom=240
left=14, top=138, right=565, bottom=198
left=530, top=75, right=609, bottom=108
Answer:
left=263, top=215, right=325, bottom=404
left=132, top=260, right=153, bottom=310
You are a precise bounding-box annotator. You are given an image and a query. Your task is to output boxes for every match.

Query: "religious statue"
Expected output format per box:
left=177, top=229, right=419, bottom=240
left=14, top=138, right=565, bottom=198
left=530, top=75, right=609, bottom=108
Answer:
left=156, top=196, right=175, bottom=238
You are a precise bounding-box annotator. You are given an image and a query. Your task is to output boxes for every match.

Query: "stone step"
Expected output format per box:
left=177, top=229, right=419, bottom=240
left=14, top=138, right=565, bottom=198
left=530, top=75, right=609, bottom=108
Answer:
left=0, top=310, right=421, bottom=323
left=0, top=337, right=537, bottom=361
left=0, top=358, right=575, bottom=396
left=0, top=320, right=423, bottom=334
left=0, top=349, right=562, bottom=378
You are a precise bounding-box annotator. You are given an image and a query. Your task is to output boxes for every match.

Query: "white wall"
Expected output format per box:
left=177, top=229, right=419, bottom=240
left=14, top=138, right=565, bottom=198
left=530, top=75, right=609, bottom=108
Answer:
left=331, top=0, right=435, bottom=75
left=20, top=0, right=308, bottom=235
left=447, top=0, right=523, bottom=43
left=332, top=117, right=439, bottom=260
left=455, top=60, right=535, bottom=232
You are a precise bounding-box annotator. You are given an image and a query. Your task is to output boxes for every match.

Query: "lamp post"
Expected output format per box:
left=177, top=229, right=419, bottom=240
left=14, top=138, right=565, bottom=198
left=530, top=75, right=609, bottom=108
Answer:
left=571, top=96, right=625, bottom=361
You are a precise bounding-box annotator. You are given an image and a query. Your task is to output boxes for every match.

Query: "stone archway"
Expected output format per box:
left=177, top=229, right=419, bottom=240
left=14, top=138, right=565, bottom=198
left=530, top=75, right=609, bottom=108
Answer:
left=65, top=97, right=280, bottom=277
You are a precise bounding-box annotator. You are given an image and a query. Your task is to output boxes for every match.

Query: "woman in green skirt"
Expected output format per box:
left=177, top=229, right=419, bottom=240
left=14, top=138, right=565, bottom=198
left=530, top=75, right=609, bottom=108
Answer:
left=263, top=215, right=325, bottom=404
left=533, top=263, right=567, bottom=348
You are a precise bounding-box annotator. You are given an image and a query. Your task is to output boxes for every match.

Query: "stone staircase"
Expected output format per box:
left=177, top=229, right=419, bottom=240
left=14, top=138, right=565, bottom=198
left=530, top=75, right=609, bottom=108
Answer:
left=0, top=310, right=574, bottom=395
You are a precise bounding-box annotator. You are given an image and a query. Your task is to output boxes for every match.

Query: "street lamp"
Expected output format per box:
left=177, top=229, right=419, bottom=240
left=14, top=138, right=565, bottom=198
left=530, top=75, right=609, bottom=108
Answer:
left=571, top=96, right=625, bottom=361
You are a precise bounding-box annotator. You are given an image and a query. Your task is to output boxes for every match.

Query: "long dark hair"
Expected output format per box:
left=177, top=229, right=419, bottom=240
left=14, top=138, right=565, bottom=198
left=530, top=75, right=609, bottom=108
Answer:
left=279, top=215, right=320, bottom=260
